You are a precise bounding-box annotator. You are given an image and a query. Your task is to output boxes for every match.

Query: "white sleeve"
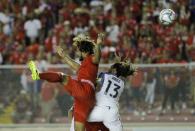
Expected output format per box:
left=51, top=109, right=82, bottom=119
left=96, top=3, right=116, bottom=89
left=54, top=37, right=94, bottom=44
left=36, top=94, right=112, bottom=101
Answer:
left=34, top=19, right=42, bottom=29
left=24, top=21, right=28, bottom=30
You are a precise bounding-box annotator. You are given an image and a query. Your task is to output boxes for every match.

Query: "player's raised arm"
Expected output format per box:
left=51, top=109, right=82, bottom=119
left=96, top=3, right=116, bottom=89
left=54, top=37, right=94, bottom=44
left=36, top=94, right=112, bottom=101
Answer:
left=55, top=46, right=80, bottom=71
left=92, top=33, right=105, bottom=64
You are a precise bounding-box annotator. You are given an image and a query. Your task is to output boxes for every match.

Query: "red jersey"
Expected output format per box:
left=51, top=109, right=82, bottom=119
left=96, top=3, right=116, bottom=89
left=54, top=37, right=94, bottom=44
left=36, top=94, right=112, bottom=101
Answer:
left=166, top=76, right=179, bottom=88
left=77, top=55, right=98, bottom=84
left=65, top=55, right=97, bottom=123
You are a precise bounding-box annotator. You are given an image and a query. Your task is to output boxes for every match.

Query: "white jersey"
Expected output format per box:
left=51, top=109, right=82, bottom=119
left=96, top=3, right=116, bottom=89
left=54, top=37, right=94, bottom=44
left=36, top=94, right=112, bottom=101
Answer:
left=95, top=72, right=125, bottom=107
left=69, top=72, right=125, bottom=131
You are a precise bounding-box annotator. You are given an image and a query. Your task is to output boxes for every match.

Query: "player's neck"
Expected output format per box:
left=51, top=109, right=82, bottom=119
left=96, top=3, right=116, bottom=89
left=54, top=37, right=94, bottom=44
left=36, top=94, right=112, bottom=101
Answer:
left=82, top=52, right=90, bottom=58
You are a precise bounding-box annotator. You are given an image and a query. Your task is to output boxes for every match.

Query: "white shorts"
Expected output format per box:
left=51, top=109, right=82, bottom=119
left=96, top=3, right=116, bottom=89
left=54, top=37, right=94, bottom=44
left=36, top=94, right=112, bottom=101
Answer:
left=87, top=105, right=123, bottom=131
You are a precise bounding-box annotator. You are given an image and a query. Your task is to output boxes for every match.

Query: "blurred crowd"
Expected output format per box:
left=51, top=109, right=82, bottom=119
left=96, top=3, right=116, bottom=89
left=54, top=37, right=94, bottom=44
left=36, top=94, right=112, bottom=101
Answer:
left=0, top=0, right=195, bottom=65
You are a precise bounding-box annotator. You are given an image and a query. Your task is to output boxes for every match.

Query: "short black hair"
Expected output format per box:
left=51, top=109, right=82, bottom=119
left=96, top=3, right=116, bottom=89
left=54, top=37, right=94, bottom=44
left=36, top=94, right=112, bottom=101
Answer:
left=111, top=62, right=136, bottom=77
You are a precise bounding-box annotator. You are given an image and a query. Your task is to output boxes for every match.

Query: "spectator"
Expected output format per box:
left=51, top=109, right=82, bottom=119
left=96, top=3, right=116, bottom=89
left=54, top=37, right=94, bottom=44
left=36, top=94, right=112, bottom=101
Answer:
left=0, top=8, right=14, bottom=35
left=189, top=0, right=195, bottom=23
left=175, top=55, right=188, bottom=110
left=159, top=0, right=171, bottom=9
left=145, top=67, right=156, bottom=111
left=73, top=21, right=88, bottom=36
left=88, top=20, right=99, bottom=40
left=160, top=70, right=179, bottom=116
left=11, top=90, right=32, bottom=123
left=37, top=0, right=51, bottom=13
left=55, top=83, right=73, bottom=116
left=103, top=0, right=112, bottom=15
left=106, top=19, right=119, bottom=43
left=130, top=57, right=146, bottom=116
left=0, top=0, right=194, bottom=65
left=179, top=5, right=190, bottom=25
left=90, top=0, right=104, bottom=8
left=24, top=13, right=42, bottom=45
left=40, top=81, right=58, bottom=123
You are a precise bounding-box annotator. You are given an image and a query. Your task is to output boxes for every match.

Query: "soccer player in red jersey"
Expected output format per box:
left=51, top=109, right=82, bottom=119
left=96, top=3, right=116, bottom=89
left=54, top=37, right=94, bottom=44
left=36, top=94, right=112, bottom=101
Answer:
left=29, top=34, right=104, bottom=131
left=68, top=53, right=137, bottom=131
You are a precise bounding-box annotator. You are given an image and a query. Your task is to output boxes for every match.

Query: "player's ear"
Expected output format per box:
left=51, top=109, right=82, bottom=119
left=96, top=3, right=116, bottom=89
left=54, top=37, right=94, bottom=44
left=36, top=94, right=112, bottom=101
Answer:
left=112, top=68, right=117, bottom=74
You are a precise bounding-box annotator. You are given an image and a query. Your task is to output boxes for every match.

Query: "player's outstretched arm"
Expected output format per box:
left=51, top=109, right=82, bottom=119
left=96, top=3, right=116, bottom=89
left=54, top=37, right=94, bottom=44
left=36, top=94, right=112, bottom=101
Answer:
left=55, top=46, right=80, bottom=71
left=92, top=33, right=105, bottom=64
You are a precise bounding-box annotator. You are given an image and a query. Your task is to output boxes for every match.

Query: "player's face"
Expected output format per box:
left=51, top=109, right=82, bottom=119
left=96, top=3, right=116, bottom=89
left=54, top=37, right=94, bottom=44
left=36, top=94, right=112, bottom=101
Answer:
left=109, top=66, right=117, bottom=75
left=79, top=53, right=84, bottom=61
left=75, top=47, right=83, bottom=61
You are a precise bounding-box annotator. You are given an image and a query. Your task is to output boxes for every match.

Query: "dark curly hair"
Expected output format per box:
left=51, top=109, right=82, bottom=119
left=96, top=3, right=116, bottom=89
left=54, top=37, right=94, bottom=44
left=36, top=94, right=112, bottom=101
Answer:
left=111, top=62, right=136, bottom=77
left=73, top=35, right=94, bottom=54
left=76, top=41, right=94, bottom=54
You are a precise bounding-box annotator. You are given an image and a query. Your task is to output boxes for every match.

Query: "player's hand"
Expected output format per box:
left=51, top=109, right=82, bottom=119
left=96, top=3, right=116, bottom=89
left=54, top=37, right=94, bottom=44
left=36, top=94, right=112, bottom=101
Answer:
left=124, top=51, right=131, bottom=63
left=55, top=46, right=65, bottom=58
left=97, top=33, right=105, bottom=45
left=132, top=66, right=138, bottom=76
left=114, top=51, right=122, bottom=62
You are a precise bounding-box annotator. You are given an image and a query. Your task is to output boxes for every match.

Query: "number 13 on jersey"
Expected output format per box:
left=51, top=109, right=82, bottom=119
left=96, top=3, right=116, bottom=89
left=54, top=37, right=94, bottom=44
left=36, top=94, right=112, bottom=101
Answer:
left=104, top=80, right=121, bottom=98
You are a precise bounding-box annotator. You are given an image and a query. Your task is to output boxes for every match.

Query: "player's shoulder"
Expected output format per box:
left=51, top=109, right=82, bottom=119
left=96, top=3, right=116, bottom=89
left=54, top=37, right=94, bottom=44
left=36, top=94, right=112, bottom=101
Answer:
left=98, top=72, right=106, bottom=78
left=97, top=72, right=115, bottom=80
left=98, top=72, right=113, bottom=77
left=104, top=72, right=117, bottom=77
left=105, top=73, right=124, bottom=82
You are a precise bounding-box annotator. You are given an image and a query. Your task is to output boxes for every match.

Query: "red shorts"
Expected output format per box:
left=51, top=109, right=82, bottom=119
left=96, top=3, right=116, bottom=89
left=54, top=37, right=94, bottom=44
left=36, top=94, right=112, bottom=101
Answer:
left=86, top=122, right=109, bottom=131
left=65, top=76, right=95, bottom=124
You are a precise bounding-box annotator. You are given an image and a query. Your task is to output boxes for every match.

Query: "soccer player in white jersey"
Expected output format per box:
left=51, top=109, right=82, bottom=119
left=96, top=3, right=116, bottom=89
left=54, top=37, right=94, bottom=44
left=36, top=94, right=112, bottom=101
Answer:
left=69, top=59, right=137, bottom=131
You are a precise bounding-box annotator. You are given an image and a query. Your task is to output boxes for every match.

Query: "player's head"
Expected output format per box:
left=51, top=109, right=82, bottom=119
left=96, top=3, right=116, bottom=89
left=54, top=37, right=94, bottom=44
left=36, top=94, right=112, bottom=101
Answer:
left=73, top=35, right=94, bottom=61
left=109, top=62, right=137, bottom=78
